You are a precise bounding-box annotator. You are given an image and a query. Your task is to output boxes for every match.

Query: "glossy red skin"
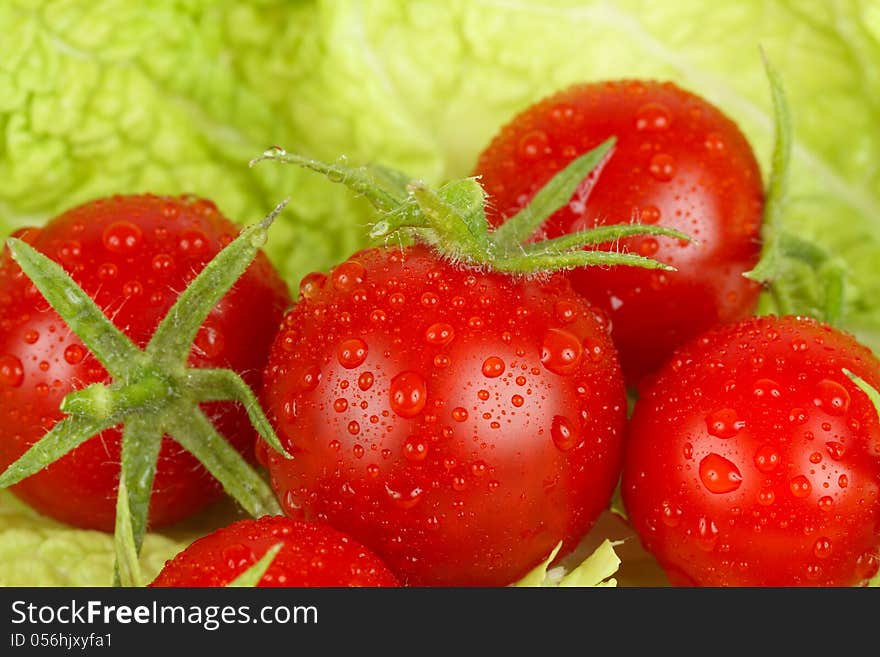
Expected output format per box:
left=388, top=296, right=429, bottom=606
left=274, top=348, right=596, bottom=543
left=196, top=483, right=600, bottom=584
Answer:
left=150, top=516, right=400, bottom=587
left=474, top=80, right=764, bottom=385
left=623, top=316, right=880, bottom=586
left=0, top=195, right=290, bottom=531
left=260, top=245, right=627, bottom=586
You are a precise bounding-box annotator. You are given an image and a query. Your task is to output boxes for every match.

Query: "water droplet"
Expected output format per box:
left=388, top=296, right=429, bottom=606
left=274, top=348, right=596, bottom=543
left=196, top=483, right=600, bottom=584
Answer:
left=813, top=379, right=850, bottom=416
left=433, top=354, right=450, bottom=369
left=660, top=501, right=683, bottom=527
left=389, top=371, right=427, bottom=418
left=425, top=323, right=455, bottom=346
left=63, top=344, right=85, bottom=365
left=352, top=444, right=365, bottom=458
left=511, top=394, right=524, bottom=407
left=0, top=355, right=24, bottom=387
left=23, top=330, right=39, bottom=345
left=122, top=280, right=143, bottom=297
left=333, top=398, right=348, bottom=413
left=789, top=475, right=812, bottom=498
left=195, top=325, right=224, bottom=358
left=699, top=453, right=742, bottom=493
left=825, top=441, right=845, bottom=460
left=648, top=153, right=676, bottom=181
left=298, top=366, right=321, bottom=392
left=753, top=444, right=780, bottom=473
left=297, top=273, right=324, bottom=301
left=97, top=262, right=118, bottom=281
left=551, top=415, right=579, bottom=451
left=696, top=516, right=719, bottom=551
left=403, top=436, right=428, bottom=462
left=705, top=408, right=744, bottom=438
left=817, top=496, right=833, bottom=511
left=753, top=378, right=782, bottom=399
left=789, top=407, right=808, bottom=425
left=682, top=442, right=694, bottom=460
left=357, top=371, right=374, bottom=391
left=452, top=407, right=469, bottom=422
left=481, top=356, right=505, bottom=379
left=813, top=537, right=833, bottom=559
left=790, top=338, right=808, bottom=352
left=518, top=130, right=549, bottom=160
left=635, top=103, right=670, bottom=131
left=640, top=205, right=661, bottom=224
left=151, top=253, right=174, bottom=274
left=838, top=474, right=848, bottom=488
left=385, top=482, right=424, bottom=509
left=757, top=488, right=775, bottom=506
left=638, top=238, right=659, bottom=256
left=337, top=338, right=368, bottom=369
left=178, top=229, right=208, bottom=255
left=331, top=260, right=366, bottom=292
left=704, top=131, right=726, bottom=152
left=477, top=389, right=490, bottom=401
left=540, top=328, right=582, bottom=375
left=102, top=221, right=142, bottom=254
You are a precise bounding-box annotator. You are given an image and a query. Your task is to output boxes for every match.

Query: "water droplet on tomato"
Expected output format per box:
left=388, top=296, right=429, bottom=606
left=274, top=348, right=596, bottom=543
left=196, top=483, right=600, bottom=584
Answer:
left=195, top=325, right=225, bottom=358
left=554, top=300, right=578, bottom=324
left=813, top=537, right=833, bottom=559
left=384, top=482, right=424, bottom=509
left=753, top=378, right=782, bottom=399
left=704, top=131, right=726, bottom=152
left=635, top=103, right=670, bottom=131
left=639, top=205, right=661, bottom=224
left=23, top=330, right=39, bottom=345
left=63, top=344, right=85, bottom=365
left=481, top=356, right=505, bottom=379
left=178, top=229, right=208, bottom=255
left=452, top=407, right=468, bottom=422
left=638, top=238, right=659, bottom=256
left=838, top=474, right=848, bottom=488
left=648, top=153, right=676, bottom=181
left=98, top=262, right=118, bottom=281
left=790, top=475, right=812, bottom=498
left=699, top=453, right=742, bottom=493
left=333, top=398, right=348, bottom=413
left=337, top=338, right=368, bottom=369
left=660, top=501, right=683, bottom=527
left=757, top=488, right=775, bottom=506
left=696, top=516, right=719, bottom=551
left=425, top=323, right=455, bottom=346
left=299, top=272, right=326, bottom=300
left=123, top=280, right=143, bottom=297
left=352, top=444, right=365, bottom=458
left=551, top=415, right=579, bottom=451
left=358, top=371, right=374, bottom=391
left=0, top=355, right=24, bottom=387
left=511, top=394, right=524, bottom=407
left=817, top=496, right=833, bottom=511
left=331, top=260, right=366, bottom=292
left=403, top=435, right=428, bottom=461
left=705, top=408, right=744, bottom=438
left=151, top=253, right=174, bottom=274
left=753, top=444, right=780, bottom=473
left=517, top=130, right=549, bottom=160
left=789, top=407, right=808, bottom=425
left=813, top=379, right=850, bottom=416
left=541, top=328, right=582, bottom=375
left=389, top=371, right=427, bottom=418
left=825, top=441, right=845, bottom=460
left=102, top=221, right=142, bottom=254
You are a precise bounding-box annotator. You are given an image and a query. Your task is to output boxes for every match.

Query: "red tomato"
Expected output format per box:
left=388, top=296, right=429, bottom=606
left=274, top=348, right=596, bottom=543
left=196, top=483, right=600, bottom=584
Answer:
left=474, top=80, right=764, bottom=384
left=0, top=195, right=290, bottom=530
left=150, top=516, right=400, bottom=587
left=623, top=315, right=880, bottom=586
left=260, top=245, right=627, bottom=586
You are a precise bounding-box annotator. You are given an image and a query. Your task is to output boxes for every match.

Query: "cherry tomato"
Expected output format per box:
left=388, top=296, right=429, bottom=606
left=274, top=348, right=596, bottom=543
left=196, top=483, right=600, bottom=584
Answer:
left=623, top=315, right=880, bottom=586
left=260, top=245, right=627, bottom=586
left=474, top=80, right=764, bottom=384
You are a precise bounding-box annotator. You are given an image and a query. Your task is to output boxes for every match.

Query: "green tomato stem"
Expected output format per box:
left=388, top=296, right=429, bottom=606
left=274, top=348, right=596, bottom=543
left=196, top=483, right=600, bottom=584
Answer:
left=227, top=543, right=284, bottom=587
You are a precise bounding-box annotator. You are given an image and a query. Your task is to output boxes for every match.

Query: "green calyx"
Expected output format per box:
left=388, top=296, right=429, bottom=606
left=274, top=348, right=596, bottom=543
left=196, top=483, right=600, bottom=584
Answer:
left=746, top=53, right=847, bottom=325
left=0, top=199, right=293, bottom=583
left=250, top=139, right=692, bottom=275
